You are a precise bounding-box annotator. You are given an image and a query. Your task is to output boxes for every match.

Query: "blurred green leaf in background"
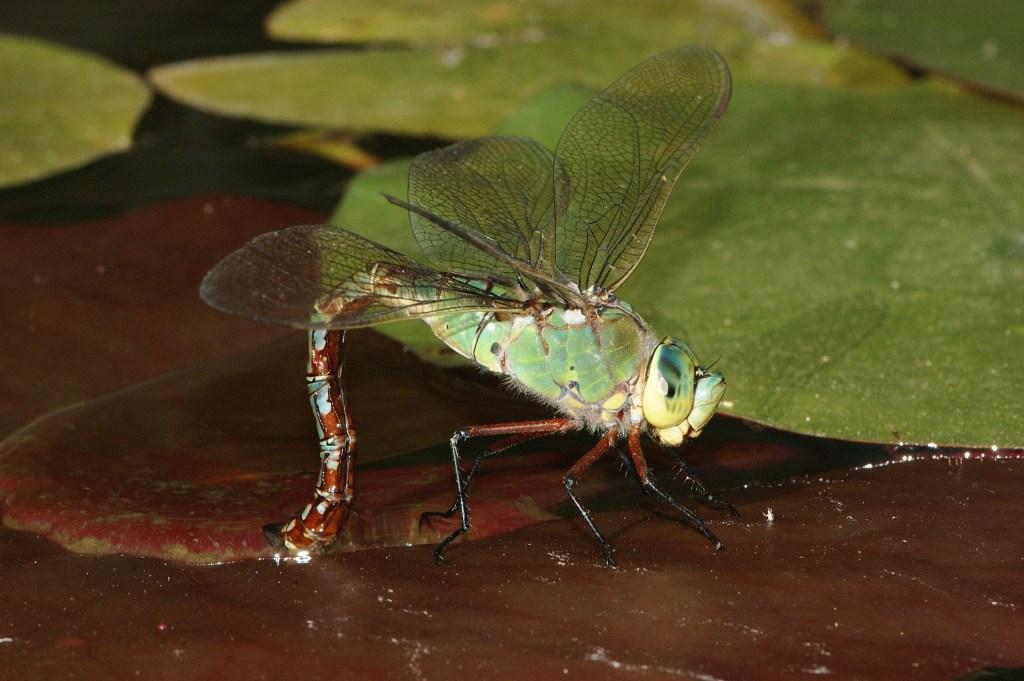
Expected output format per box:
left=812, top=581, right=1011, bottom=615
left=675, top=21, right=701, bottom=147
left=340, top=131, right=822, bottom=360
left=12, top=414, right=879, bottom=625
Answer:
left=149, top=0, right=904, bottom=138
left=0, top=33, right=150, bottom=188
left=818, top=0, right=1024, bottom=100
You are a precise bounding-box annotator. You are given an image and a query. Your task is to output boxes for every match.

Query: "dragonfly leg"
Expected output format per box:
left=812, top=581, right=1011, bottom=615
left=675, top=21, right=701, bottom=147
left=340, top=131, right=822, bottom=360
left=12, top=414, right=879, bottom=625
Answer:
left=666, top=449, right=739, bottom=516
left=269, top=329, right=356, bottom=554
left=432, top=418, right=578, bottom=563
left=420, top=430, right=554, bottom=529
left=627, top=425, right=724, bottom=552
left=563, top=428, right=620, bottom=568
left=613, top=444, right=642, bottom=485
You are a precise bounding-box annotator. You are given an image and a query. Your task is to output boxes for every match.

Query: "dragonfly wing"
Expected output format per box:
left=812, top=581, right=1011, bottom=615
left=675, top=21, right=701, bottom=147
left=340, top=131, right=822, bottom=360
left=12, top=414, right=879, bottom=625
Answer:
left=408, top=136, right=571, bottom=291
left=200, top=224, right=522, bottom=329
left=553, top=45, right=731, bottom=292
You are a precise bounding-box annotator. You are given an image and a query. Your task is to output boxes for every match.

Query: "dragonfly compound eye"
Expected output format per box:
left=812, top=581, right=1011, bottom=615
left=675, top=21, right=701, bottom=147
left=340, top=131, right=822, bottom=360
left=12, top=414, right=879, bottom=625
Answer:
left=642, top=339, right=697, bottom=429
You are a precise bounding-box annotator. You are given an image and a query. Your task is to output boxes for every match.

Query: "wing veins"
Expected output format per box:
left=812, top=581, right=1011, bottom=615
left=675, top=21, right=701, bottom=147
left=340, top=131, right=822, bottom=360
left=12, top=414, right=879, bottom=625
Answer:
left=384, top=193, right=585, bottom=305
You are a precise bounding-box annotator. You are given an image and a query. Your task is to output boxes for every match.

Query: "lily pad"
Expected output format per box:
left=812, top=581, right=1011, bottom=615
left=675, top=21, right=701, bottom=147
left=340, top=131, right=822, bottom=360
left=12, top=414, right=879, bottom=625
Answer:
left=4, top=454, right=1022, bottom=678
left=150, top=0, right=904, bottom=139
left=0, top=196, right=319, bottom=436
left=0, top=332, right=553, bottom=561
left=0, top=96, right=351, bottom=224
left=265, top=0, right=812, bottom=45
left=0, top=33, right=150, bottom=188
left=332, top=81, right=1024, bottom=448
left=266, top=0, right=557, bottom=44
left=819, top=0, right=1024, bottom=100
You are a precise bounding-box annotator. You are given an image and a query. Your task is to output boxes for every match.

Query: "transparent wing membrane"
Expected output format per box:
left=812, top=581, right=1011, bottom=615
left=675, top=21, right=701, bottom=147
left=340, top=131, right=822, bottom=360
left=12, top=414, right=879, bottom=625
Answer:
left=200, top=225, right=522, bottom=329
left=202, top=47, right=730, bottom=331
left=408, top=136, right=572, bottom=290
left=553, top=46, right=731, bottom=292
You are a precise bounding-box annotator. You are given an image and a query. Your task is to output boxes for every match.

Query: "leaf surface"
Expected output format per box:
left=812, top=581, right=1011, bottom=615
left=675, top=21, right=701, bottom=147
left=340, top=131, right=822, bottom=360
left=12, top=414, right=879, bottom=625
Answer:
left=0, top=33, right=150, bottom=188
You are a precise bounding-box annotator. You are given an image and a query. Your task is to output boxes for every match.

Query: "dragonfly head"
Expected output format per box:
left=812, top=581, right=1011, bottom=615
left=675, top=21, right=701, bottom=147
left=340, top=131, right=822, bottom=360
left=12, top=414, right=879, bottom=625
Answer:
left=641, top=338, right=726, bottom=446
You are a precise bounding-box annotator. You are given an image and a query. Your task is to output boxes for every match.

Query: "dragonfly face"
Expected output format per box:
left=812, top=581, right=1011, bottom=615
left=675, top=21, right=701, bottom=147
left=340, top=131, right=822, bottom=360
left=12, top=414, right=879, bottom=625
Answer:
left=641, top=338, right=726, bottom=446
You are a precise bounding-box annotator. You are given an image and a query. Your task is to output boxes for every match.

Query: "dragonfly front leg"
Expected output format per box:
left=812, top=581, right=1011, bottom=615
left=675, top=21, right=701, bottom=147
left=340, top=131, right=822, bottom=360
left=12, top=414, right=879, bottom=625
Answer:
left=664, top=448, right=739, bottom=516
left=626, top=425, right=723, bottom=552
left=269, top=329, right=356, bottom=554
left=431, top=418, right=578, bottom=563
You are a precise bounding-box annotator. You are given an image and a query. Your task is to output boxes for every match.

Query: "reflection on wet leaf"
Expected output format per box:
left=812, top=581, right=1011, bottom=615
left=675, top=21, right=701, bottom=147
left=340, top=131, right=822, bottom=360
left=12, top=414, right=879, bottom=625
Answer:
left=0, top=33, right=150, bottom=188
left=0, top=332, right=540, bottom=561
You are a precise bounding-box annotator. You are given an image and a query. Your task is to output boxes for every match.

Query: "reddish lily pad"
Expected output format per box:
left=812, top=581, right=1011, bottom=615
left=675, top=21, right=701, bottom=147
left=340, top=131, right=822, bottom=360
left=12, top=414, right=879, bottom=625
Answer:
left=0, top=330, right=548, bottom=561
left=0, top=196, right=320, bottom=437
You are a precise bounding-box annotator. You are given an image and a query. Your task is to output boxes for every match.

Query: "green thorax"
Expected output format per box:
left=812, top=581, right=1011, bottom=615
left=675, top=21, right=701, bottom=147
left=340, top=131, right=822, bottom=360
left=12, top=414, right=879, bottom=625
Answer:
left=428, top=302, right=652, bottom=427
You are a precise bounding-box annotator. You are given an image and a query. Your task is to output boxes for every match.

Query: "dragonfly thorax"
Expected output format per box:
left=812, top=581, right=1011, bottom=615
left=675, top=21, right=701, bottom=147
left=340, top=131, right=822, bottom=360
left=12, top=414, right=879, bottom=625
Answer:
left=427, top=301, right=653, bottom=430
left=428, top=300, right=724, bottom=442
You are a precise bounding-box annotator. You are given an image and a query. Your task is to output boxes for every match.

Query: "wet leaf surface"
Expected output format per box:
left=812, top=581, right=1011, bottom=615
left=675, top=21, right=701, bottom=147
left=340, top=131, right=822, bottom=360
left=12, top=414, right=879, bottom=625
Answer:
left=1, top=454, right=1021, bottom=680
left=818, top=0, right=1024, bottom=100
left=333, top=82, right=1024, bottom=447
left=0, top=33, right=150, bottom=188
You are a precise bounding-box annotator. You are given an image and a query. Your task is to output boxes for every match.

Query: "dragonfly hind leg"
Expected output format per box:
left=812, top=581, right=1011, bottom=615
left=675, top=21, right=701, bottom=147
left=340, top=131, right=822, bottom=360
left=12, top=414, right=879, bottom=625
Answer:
left=627, top=425, right=725, bottom=552
left=420, top=429, right=559, bottom=529
left=430, top=418, right=577, bottom=563
left=267, top=329, right=356, bottom=555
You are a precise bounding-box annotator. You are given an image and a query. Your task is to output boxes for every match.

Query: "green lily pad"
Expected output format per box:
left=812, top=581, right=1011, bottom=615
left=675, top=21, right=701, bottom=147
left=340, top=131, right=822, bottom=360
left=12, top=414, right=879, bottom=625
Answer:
left=819, top=0, right=1024, bottom=100
left=266, top=0, right=553, bottom=44
left=332, top=81, right=1024, bottom=448
left=0, top=33, right=150, bottom=188
left=150, top=0, right=903, bottom=139
left=266, top=0, right=809, bottom=45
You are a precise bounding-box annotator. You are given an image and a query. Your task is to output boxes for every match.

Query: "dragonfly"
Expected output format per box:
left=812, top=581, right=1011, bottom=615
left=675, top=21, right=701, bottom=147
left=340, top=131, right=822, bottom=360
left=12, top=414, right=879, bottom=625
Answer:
left=201, top=45, right=733, bottom=567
